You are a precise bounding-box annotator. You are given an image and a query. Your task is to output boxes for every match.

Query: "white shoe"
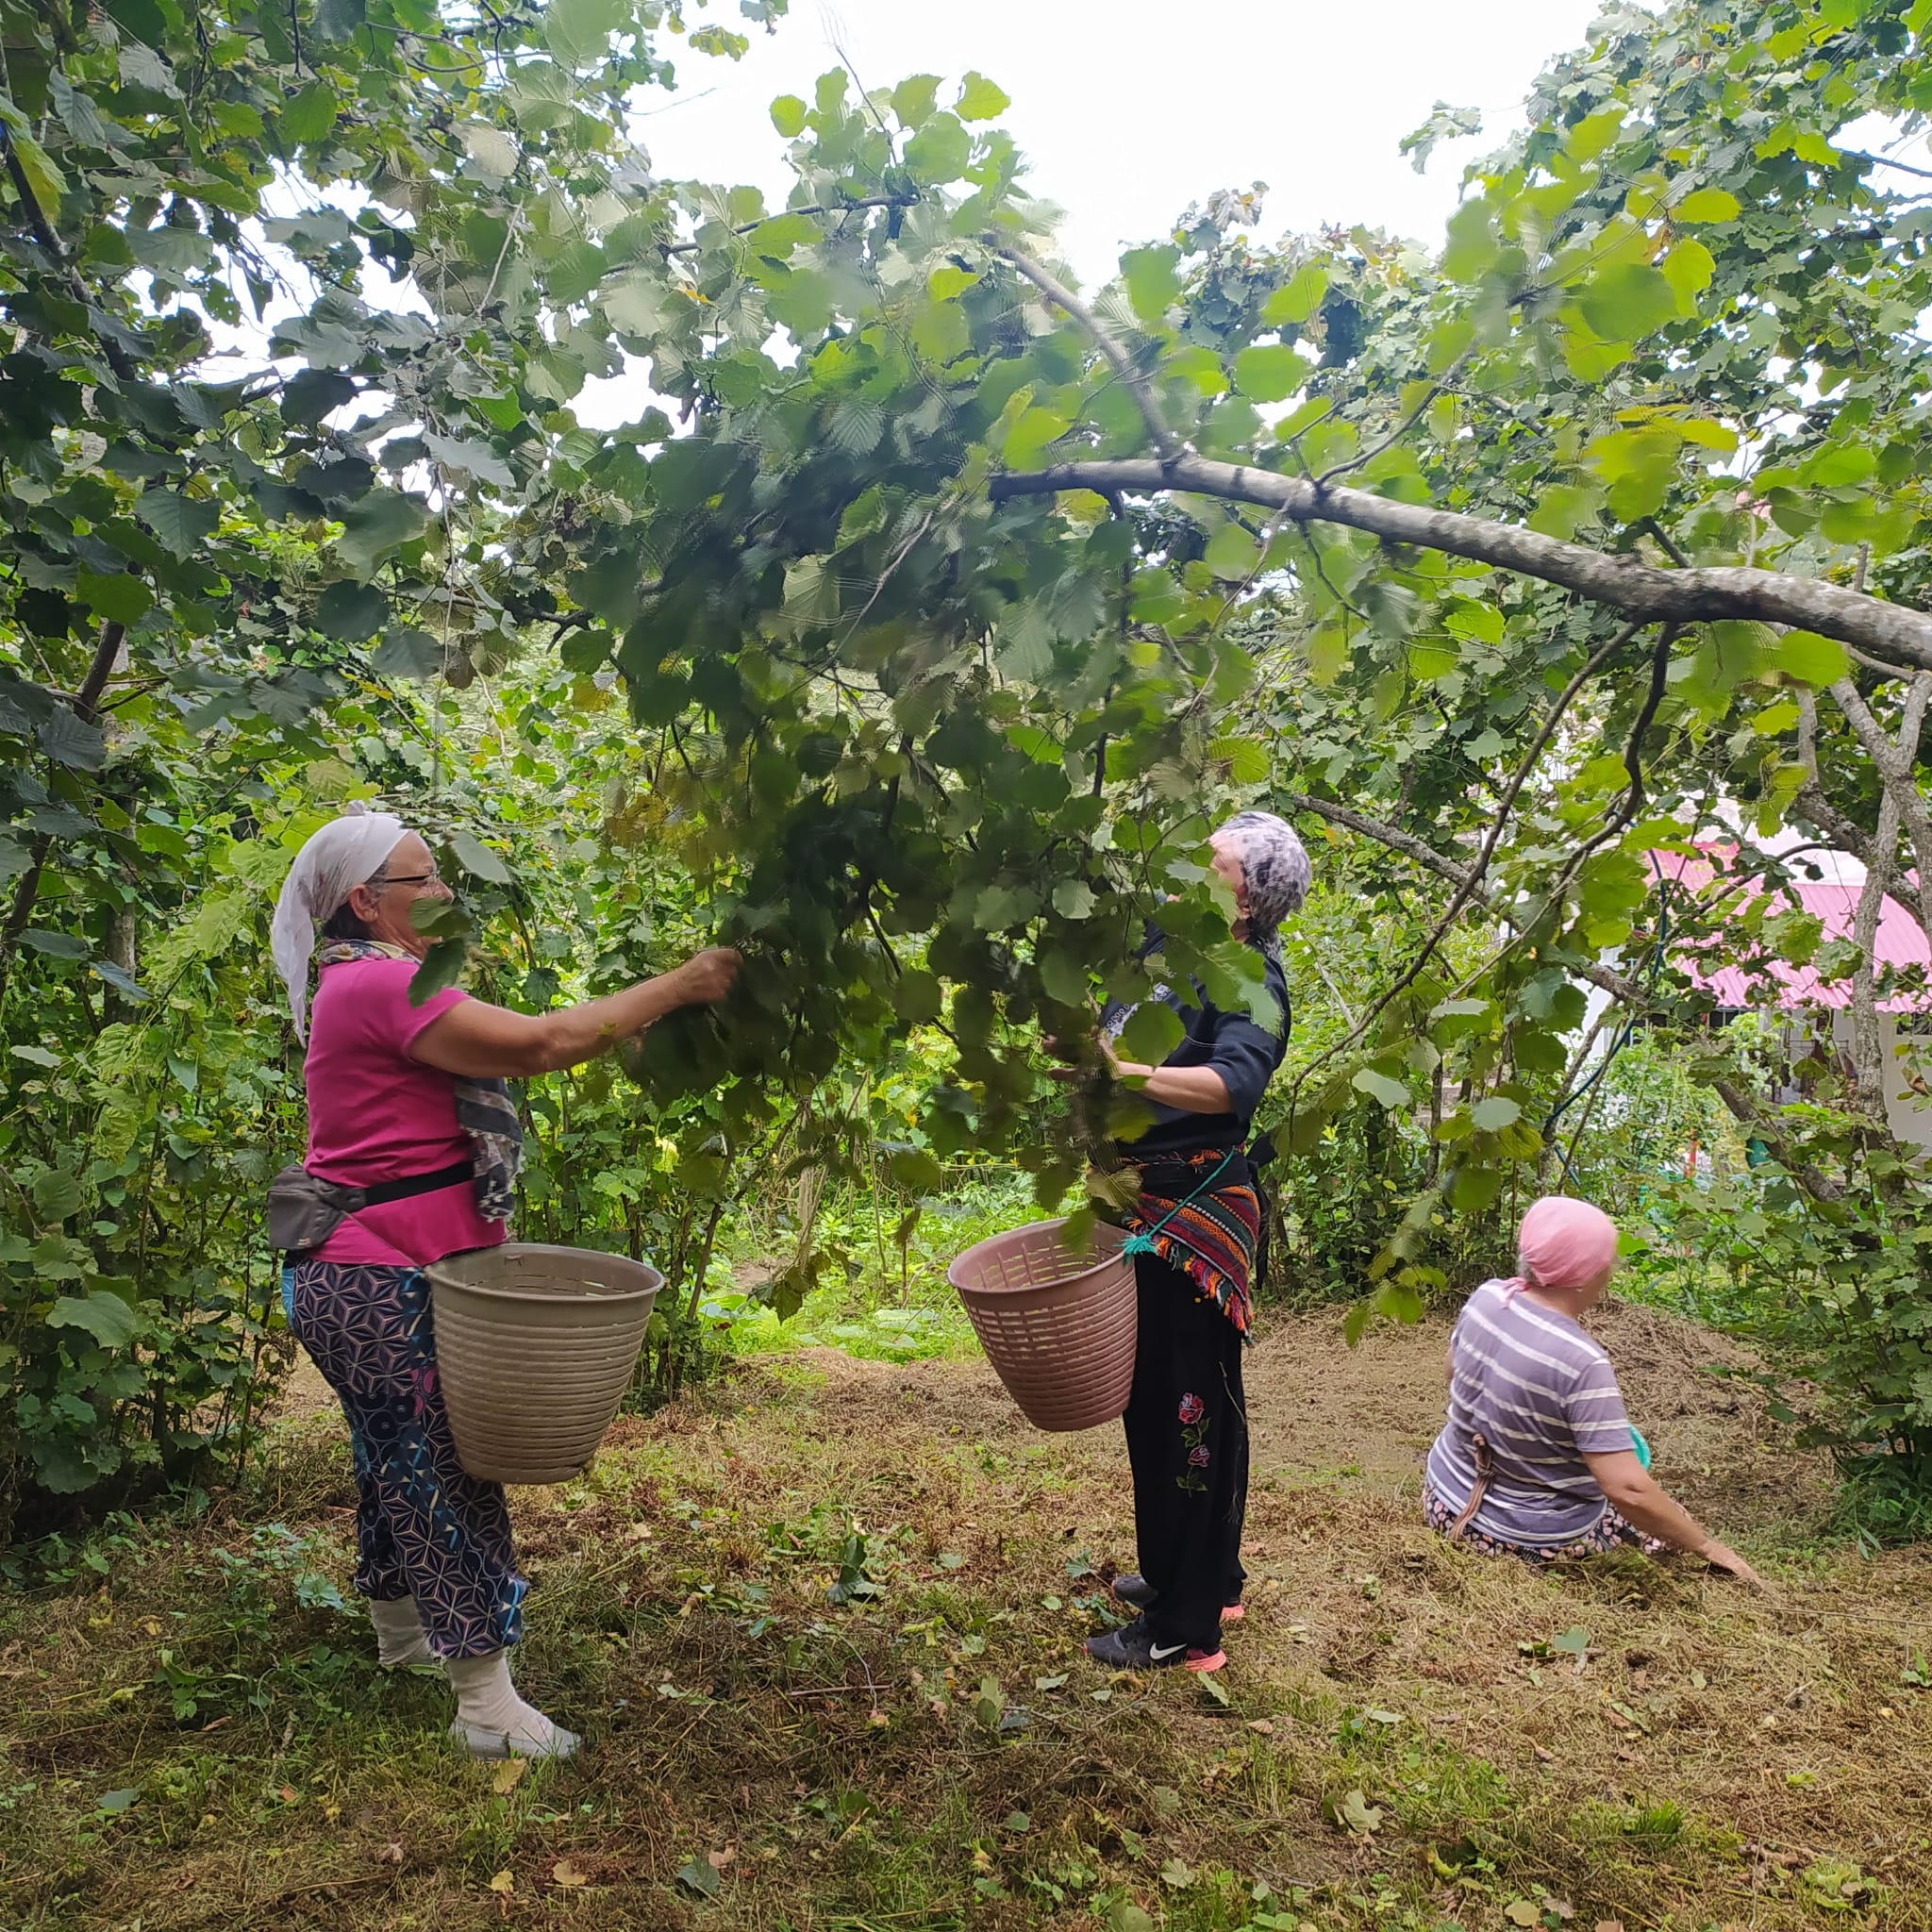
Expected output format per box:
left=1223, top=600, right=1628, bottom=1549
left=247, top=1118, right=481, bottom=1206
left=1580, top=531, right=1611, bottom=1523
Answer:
left=449, top=1716, right=581, bottom=1760
left=444, top=1648, right=579, bottom=1758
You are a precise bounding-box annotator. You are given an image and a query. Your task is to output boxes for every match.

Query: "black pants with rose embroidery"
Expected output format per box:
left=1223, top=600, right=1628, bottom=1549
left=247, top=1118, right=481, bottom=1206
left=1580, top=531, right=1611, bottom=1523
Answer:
left=1122, top=1252, right=1250, bottom=1653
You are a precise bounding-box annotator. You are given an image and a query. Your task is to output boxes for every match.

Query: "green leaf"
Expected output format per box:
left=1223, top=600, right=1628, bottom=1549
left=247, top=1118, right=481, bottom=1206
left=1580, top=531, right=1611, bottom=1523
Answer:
left=1470, top=1096, right=1522, bottom=1131
left=1660, top=238, right=1715, bottom=311
left=675, top=1857, right=721, bottom=1899
left=312, top=0, right=366, bottom=40
left=1673, top=186, right=1741, bottom=224
left=1773, top=631, right=1851, bottom=687
left=1120, top=1002, right=1183, bottom=1068
left=136, top=490, right=219, bottom=558
left=904, top=112, right=970, bottom=182
left=372, top=627, right=442, bottom=679
left=954, top=70, right=1010, bottom=121
left=33, top=1170, right=82, bottom=1220
left=38, top=708, right=107, bottom=771
left=1005, top=406, right=1069, bottom=469
left=1577, top=263, right=1676, bottom=343
left=279, top=81, right=340, bottom=146
left=315, top=581, right=389, bottom=642
left=1566, top=105, right=1624, bottom=160
left=1353, top=1069, right=1411, bottom=1109
left=337, top=491, right=429, bottom=581
left=48, top=1291, right=141, bottom=1349
left=1204, top=522, right=1261, bottom=580
left=1263, top=263, right=1327, bottom=326
left=1120, top=244, right=1181, bottom=324
left=1052, top=879, right=1095, bottom=919
left=1233, top=343, right=1310, bottom=403
left=282, top=368, right=358, bottom=427
left=75, top=572, right=154, bottom=626
left=770, top=93, right=808, bottom=137
left=545, top=0, right=630, bottom=66
left=892, top=970, right=943, bottom=1024
left=890, top=75, right=939, bottom=127
left=19, top=931, right=88, bottom=958
left=449, top=829, right=511, bottom=885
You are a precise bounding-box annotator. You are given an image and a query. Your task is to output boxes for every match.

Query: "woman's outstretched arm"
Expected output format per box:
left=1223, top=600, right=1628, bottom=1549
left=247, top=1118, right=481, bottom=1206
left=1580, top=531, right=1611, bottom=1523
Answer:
left=408, top=947, right=741, bottom=1078
left=1582, top=1447, right=1762, bottom=1585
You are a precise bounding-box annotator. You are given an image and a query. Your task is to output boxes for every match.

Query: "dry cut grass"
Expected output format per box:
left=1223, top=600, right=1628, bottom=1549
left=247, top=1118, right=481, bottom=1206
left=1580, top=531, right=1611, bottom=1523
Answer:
left=3, top=1298, right=1930, bottom=1932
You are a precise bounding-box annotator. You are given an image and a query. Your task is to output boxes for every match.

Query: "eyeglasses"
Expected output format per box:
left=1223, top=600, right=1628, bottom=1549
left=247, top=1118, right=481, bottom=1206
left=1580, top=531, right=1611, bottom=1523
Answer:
left=374, top=870, right=443, bottom=889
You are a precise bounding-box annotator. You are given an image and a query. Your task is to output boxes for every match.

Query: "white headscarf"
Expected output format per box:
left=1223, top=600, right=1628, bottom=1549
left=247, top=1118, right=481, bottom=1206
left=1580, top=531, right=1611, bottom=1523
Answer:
left=271, top=804, right=408, bottom=1041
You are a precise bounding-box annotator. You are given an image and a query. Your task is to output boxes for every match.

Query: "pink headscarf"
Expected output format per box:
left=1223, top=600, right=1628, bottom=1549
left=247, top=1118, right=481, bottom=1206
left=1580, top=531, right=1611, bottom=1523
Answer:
left=1502, top=1195, right=1619, bottom=1301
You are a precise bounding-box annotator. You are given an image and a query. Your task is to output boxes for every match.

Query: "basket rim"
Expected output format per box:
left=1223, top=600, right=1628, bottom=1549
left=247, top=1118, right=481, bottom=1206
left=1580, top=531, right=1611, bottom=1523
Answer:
left=427, top=1241, right=664, bottom=1305
left=946, top=1215, right=1128, bottom=1295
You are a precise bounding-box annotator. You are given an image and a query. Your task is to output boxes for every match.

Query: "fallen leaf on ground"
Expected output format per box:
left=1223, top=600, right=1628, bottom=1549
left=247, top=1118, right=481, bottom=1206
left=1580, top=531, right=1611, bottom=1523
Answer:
left=487, top=1871, right=514, bottom=1894
left=1505, top=1903, right=1542, bottom=1927
left=707, top=1845, right=736, bottom=1871
left=1332, top=1789, right=1384, bottom=1837
left=677, top=1856, right=721, bottom=1898
left=491, top=1758, right=528, bottom=1795
left=551, top=1857, right=588, bottom=1888
left=1247, top=1718, right=1274, bottom=1734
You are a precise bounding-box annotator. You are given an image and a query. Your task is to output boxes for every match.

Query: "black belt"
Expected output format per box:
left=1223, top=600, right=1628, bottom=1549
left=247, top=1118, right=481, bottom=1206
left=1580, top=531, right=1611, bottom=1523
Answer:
left=360, top=1158, right=473, bottom=1206
left=1130, top=1151, right=1253, bottom=1195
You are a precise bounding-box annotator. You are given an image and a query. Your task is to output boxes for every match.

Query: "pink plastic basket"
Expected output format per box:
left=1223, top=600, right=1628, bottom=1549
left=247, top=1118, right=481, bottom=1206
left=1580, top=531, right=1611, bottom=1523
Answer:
left=947, top=1218, right=1137, bottom=1431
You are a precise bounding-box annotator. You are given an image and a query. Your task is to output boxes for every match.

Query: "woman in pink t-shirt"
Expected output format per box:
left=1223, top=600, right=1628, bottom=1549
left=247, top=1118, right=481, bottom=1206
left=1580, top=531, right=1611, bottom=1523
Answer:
left=271, top=810, right=739, bottom=1759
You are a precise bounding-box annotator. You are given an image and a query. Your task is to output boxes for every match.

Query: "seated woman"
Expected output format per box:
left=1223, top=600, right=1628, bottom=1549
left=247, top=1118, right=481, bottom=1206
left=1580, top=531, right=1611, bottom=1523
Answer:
left=1424, top=1195, right=1759, bottom=1583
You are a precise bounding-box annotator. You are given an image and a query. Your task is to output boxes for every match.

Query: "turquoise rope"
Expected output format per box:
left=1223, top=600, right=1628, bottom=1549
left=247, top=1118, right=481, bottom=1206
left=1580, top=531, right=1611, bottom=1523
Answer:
left=1120, top=1148, right=1239, bottom=1257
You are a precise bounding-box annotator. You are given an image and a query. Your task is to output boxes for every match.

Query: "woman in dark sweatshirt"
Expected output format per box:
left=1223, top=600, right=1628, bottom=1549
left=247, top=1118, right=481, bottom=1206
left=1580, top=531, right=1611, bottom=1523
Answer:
left=1083, top=810, right=1309, bottom=1674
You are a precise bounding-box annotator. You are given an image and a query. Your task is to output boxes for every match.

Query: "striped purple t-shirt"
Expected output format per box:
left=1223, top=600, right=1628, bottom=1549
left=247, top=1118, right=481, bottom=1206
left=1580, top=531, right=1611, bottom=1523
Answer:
left=1424, top=1278, right=1632, bottom=1548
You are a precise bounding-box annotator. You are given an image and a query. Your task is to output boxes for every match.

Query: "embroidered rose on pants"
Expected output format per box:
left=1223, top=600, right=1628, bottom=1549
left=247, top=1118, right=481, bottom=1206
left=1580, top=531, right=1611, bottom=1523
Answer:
left=1176, top=1394, right=1210, bottom=1492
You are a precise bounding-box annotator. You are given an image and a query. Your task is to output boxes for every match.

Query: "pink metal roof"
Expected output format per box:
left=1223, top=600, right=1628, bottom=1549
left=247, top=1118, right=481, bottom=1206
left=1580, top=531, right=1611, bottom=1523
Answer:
left=1649, top=847, right=1932, bottom=1011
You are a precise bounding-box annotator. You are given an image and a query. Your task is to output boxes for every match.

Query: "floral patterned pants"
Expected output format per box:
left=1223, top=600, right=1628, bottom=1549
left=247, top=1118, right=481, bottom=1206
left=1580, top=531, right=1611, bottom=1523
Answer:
left=283, top=1258, right=527, bottom=1659
left=1121, top=1252, right=1249, bottom=1652
left=1422, top=1482, right=1666, bottom=1561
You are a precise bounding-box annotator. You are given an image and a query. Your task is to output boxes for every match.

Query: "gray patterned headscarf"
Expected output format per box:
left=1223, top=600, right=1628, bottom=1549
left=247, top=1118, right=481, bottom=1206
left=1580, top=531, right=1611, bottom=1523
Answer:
left=1214, top=810, right=1310, bottom=962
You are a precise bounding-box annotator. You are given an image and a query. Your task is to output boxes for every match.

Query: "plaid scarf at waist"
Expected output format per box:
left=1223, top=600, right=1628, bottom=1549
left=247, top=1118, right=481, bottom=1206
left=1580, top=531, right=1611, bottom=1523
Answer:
left=1122, top=1146, right=1260, bottom=1338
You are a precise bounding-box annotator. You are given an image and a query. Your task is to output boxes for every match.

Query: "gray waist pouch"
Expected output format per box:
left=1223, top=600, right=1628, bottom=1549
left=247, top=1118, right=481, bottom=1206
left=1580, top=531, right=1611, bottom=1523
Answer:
left=268, top=1157, right=475, bottom=1253
left=267, top=1165, right=362, bottom=1253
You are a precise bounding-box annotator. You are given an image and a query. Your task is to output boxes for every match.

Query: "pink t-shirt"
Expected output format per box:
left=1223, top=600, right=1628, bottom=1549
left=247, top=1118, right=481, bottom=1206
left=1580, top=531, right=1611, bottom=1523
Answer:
left=304, top=955, right=508, bottom=1269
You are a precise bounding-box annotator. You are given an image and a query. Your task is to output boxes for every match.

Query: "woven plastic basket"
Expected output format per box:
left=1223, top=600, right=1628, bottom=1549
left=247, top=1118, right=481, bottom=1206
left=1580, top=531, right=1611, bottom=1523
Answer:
left=947, top=1218, right=1137, bottom=1431
left=426, top=1242, right=663, bottom=1485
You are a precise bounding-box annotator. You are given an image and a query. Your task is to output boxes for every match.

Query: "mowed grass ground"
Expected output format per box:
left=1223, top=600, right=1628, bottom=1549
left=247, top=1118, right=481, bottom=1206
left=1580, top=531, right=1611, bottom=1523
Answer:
left=4, top=1301, right=1931, bottom=1932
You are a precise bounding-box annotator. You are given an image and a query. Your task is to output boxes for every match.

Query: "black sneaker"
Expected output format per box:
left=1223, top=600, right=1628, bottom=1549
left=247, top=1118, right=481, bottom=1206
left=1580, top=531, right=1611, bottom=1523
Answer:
left=1084, top=1616, right=1225, bottom=1674
left=1112, top=1573, right=1243, bottom=1624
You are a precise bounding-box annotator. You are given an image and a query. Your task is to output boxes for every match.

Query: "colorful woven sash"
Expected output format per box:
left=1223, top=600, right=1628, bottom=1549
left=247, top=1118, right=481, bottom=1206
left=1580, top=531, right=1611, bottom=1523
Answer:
left=1123, top=1147, right=1260, bottom=1337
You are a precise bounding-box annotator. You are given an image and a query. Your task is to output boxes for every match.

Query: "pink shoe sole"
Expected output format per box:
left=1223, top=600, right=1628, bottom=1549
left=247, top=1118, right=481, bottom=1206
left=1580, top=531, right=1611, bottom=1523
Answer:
left=1221, top=1604, right=1244, bottom=1624
left=1185, top=1648, right=1227, bottom=1673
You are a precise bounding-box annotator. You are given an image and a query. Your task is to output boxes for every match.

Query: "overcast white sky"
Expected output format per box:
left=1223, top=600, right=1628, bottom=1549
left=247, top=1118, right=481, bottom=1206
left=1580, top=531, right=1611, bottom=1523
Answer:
left=641, top=0, right=1607, bottom=282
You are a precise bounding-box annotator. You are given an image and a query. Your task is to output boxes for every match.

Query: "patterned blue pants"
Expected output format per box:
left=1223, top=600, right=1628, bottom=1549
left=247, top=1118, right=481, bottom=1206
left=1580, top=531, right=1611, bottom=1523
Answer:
left=283, top=1259, right=526, bottom=1658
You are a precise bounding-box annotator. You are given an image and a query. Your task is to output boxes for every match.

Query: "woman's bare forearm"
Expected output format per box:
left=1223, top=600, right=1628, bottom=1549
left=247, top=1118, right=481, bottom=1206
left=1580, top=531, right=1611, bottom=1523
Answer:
left=409, top=949, right=740, bottom=1078
left=1585, top=1451, right=1712, bottom=1553
left=1114, top=1061, right=1233, bottom=1114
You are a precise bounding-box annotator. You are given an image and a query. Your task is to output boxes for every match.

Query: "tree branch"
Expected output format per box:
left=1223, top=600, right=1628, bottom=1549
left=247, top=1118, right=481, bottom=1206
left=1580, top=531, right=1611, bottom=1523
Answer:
left=660, top=194, right=921, bottom=258
left=1285, top=789, right=1851, bottom=1208
left=987, top=455, right=1932, bottom=666
left=990, top=245, right=1183, bottom=464
left=0, top=623, right=127, bottom=1003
